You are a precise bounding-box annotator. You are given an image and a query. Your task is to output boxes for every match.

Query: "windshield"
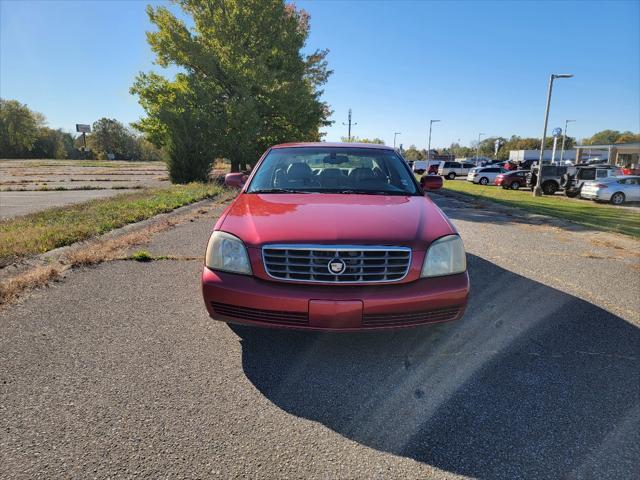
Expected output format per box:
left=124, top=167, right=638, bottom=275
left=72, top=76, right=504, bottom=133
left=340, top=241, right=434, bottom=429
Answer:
left=247, top=147, right=419, bottom=195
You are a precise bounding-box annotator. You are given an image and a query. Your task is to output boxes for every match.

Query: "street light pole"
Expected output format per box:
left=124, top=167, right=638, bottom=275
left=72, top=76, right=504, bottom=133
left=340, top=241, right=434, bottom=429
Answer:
left=393, top=132, right=401, bottom=149
left=476, top=132, right=485, bottom=164
left=560, top=119, right=576, bottom=164
left=342, top=109, right=357, bottom=141
left=533, top=74, right=573, bottom=197
left=427, top=120, right=440, bottom=160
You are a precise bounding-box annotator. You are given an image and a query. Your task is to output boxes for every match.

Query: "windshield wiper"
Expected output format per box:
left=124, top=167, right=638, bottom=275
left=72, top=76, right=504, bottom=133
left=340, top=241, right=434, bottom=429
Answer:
left=249, top=188, right=310, bottom=194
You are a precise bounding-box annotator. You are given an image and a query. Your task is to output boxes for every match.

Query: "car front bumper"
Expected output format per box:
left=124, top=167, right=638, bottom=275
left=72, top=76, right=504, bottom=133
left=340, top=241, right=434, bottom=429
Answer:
left=202, top=268, right=469, bottom=331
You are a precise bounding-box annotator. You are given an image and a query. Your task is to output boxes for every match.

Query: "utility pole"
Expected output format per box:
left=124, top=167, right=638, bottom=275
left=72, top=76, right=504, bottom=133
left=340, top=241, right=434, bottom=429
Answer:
left=342, top=109, right=357, bottom=141
left=427, top=120, right=440, bottom=160
left=393, top=132, right=401, bottom=149
left=476, top=132, right=485, bottom=164
left=533, top=73, right=573, bottom=196
left=560, top=119, right=576, bottom=164
left=550, top=127, right=562, bottom=164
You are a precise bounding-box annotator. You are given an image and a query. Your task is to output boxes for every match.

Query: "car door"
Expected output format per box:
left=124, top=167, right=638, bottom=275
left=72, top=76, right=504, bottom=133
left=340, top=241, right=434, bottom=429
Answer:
left=624, top=178, right=640, bottom=201
left=485, top=168, right=501, bottom=181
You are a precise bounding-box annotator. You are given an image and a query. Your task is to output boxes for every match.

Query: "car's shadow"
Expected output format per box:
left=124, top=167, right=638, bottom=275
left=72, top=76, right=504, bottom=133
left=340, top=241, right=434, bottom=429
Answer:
left=230, top=255, right=639, bottom=479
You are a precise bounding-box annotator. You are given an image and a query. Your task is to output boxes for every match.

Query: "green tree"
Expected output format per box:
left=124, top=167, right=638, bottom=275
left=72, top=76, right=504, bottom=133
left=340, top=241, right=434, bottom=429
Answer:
left=584, top=130, right=640, bottom=145
left=137, top=137, right=165, bottom=162
left=615, top=132, right=640, bottom=143
left=341, top=136, right=384, bottom=144
left=87, top=117, right=139, bottom=160
left=449, top=143, right=474, bottom=159
left=0, top=99, right=45, bottom=158
left=31, top=128, right=69, bottom=159
left=403, top=145, right=425, bottom=160
left=131, top=0, right=332, bottom=182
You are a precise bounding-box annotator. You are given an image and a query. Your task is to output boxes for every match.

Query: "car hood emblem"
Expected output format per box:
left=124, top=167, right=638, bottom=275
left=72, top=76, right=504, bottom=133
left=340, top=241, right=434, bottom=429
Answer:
left=328, top=258, right=346, bottom=275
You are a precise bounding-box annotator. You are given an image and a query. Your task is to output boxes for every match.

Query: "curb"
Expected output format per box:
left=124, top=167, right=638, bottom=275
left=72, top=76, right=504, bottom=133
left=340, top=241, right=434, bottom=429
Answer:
left=0, top=192, right=234, bottom=281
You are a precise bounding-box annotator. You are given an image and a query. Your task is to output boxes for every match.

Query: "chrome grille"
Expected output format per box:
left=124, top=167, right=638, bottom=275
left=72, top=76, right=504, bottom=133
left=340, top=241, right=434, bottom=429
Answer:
left=262, top=245, right=411, bottom=283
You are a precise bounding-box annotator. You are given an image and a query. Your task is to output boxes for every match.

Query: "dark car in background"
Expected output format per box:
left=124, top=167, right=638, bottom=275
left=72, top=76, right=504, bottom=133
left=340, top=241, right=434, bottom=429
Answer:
left=495, top=170, right=529, bottom=189
left=526, top=165, right=569, bottom=195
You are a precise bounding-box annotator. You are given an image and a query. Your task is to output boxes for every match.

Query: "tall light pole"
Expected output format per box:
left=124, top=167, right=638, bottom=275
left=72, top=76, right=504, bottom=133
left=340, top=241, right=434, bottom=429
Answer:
left=560, top=119, right=576, bottom=164
left=342, top=109, right=357, bottom=141
left=427, top=120, right=440, bottom=160
left=533, top=73, right=574, bottom=197
left=393, top=132, right=401, bottom=149
left=476, top=132, right=485, bottom=164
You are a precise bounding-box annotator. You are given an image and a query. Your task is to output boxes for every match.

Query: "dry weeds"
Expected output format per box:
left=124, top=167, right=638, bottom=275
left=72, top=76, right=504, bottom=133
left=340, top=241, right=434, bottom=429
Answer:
left=0, top=265, right=62, bottom=305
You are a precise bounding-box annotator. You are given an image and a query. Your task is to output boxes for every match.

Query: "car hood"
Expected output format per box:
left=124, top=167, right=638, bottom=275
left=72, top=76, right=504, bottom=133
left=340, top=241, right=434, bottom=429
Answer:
left=219, top=193, right=456, bottom=251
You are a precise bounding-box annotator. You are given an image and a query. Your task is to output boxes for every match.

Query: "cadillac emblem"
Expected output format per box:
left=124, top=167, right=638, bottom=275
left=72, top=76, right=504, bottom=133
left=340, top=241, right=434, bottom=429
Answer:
left=328, top=258, right=346, bottom=275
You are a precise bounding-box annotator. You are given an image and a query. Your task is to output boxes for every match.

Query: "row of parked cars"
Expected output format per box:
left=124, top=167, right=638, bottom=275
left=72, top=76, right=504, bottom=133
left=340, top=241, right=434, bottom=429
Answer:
left=411, top=159, right=639, bottom=206
left=521, top=163, right=639, bottom=205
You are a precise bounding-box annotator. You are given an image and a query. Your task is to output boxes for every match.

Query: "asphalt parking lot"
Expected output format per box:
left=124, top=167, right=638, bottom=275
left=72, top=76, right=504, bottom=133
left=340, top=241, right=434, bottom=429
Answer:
left=0, top=160, right=168, bottom=218
left=0, top=190, right=140, bottom=219
left=1, top=194, right=638, bottom=479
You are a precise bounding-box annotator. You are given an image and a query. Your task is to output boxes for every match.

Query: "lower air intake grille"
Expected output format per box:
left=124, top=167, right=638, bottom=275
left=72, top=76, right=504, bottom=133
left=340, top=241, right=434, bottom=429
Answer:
left=363, top=307, right=460, bottom=326
left=211, top=302, right=308, bottom=325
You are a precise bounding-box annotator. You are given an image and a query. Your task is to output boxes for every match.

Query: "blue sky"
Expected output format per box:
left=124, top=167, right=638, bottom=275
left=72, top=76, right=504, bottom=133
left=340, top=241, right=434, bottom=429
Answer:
left=1, top=0, right=638, bottom=149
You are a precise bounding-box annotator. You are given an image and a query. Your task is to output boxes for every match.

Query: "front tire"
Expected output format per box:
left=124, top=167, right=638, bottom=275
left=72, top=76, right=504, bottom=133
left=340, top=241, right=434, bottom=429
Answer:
left=479, top=177, right=489, bottom=185
left=565, top=189, right=580, bottom=198
left=610, top=192, right=626, bottom=205
left=447, top=172, right=456, bottom=180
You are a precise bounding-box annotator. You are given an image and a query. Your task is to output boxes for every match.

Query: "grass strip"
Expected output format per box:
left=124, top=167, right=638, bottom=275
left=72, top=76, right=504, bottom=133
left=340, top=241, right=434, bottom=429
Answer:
left=440, top=180, right=640, bottom=238
left=0, top=182, right=223, bottom=265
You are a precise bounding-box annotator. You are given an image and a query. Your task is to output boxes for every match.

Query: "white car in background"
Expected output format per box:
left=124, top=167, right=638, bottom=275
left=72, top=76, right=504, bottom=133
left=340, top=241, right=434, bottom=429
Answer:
left=438, top=161, right=476, bottom=180
left=466, top=166, right=505, bottom=185
left=411, top=160, right=440, bottom=175
left=580, top=176, right=640, bottom=205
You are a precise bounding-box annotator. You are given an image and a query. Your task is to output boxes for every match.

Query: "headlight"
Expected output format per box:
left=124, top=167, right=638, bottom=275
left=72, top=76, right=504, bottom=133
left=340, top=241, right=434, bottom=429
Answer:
left=421, top=235, right=466, bottom=277
left=205, top=231, right=252, bottom=275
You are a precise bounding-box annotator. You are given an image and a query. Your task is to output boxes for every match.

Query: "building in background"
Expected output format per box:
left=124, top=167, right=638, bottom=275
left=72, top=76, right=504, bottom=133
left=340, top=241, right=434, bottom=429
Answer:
left=574, top=142, right=639, bottom=167
left=509, top=149, right=576, bottom=163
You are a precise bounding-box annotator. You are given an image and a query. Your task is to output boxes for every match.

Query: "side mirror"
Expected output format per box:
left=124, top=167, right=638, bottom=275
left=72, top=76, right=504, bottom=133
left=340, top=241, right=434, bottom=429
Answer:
left=420, top=175, right=443, bottom=191
left=225, top=172, right=248, bottom=189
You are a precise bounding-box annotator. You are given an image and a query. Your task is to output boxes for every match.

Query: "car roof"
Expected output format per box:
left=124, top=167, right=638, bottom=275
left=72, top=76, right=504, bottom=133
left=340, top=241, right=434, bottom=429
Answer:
left=271, top=142, right=394, bottom=150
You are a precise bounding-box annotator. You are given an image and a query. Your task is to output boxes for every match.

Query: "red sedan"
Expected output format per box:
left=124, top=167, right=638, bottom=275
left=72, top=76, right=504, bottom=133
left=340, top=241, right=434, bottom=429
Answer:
left=495, top=170, right=529, bottom=189
left=202, top=143, right=469, bottom=331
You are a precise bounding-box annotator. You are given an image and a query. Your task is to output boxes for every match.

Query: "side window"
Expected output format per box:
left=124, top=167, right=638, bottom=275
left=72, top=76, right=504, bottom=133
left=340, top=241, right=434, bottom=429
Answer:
left=452, top=162, right=461, bottom=168
left=581, top=170, right=596, bottom=180
left=596, top=170, right=608, bottom=178
left=617, top=179, right=627, bottom=185
left=626, top=178, right=639, bottom=185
